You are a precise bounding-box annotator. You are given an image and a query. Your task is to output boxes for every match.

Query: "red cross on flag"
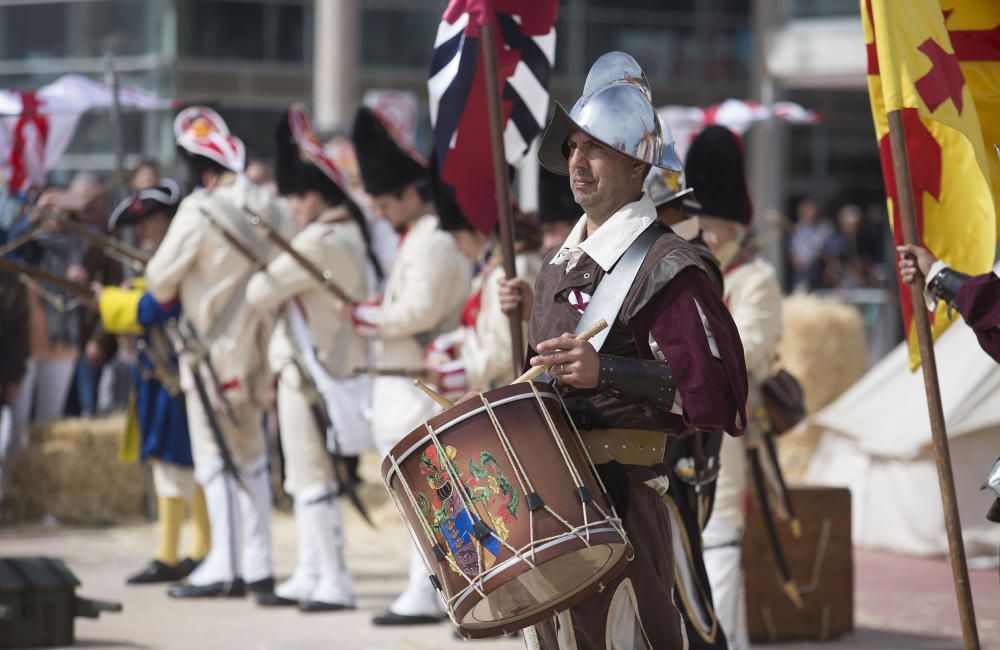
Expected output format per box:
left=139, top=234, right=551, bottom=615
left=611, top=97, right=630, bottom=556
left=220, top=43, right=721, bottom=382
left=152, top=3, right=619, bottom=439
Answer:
left=863, top=0, right=1000, bottom=369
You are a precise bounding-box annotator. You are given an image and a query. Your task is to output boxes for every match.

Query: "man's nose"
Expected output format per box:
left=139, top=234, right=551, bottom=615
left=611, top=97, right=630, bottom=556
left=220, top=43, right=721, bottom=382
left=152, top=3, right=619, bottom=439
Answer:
left=569, top=147, right=588, bottom=172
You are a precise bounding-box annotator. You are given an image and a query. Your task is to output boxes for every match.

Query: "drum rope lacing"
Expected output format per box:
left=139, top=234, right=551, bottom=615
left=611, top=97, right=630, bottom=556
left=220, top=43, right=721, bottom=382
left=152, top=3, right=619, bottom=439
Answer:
left=384, top=453, right=465, bottom=626
left=479, top=393, right=587, bottom=559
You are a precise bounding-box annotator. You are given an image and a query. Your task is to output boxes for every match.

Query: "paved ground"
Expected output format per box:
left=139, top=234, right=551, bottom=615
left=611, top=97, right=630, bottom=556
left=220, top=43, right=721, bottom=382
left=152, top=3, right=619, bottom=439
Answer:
left=1, top=484, right=997, bottom=649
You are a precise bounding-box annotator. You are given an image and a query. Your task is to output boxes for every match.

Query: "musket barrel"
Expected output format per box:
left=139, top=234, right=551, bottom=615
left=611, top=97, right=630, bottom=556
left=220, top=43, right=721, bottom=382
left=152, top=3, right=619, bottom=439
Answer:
left=41, top=212, right=151, bottom=269
left=198, top=207, right=267, bottom=271
left=245, top=209, right=356, bottom=306
left=0, top=257, right=95, bottom=300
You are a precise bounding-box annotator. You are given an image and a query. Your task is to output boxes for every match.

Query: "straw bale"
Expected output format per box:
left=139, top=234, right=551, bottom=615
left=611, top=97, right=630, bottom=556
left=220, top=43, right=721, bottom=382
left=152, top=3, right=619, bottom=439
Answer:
left=776, top=293, right=868, bottom=481
left=2, top=415, right=145, bottom=524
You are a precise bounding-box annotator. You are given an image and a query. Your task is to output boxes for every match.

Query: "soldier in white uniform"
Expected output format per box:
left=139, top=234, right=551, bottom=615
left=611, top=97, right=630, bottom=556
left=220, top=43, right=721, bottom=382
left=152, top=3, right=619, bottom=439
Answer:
left=245, top=105, right=379, bottom=612
left=145, top=107, right=288, bottom=601
left=685, top=126, right=783, bottom=650
left=424, top=164, right=544, bottom=396
left=349, top=106, right=471, bottom=626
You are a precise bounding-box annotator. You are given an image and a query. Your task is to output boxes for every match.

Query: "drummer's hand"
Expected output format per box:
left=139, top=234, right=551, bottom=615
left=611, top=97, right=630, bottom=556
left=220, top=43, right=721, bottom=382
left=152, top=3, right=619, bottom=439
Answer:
left=498, top=276, right=533, bottom=322
left=896, top=244, right=936, bottom=285
left=532, top=333, right=599, bottom=389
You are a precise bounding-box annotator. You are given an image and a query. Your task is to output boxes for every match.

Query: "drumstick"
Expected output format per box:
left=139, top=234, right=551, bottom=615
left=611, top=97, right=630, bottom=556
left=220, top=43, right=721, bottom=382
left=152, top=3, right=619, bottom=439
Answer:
left=513, top=319, right=608, bottom=384
left=413, top=379, right=454, bottom=410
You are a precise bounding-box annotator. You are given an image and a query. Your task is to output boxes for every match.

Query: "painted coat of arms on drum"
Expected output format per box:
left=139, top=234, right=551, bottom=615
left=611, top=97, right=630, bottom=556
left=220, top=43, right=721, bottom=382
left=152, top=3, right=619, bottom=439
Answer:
left=416, top=444, right=520, bottom=578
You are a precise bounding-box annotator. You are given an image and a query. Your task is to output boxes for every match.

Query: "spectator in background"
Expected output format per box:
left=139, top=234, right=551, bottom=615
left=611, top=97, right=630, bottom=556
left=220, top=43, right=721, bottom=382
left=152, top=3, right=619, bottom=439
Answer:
left=789, top=197, right=832, bottom=290
left=131, top=159, right=161, bottom=192
left=822, top=204, right=865, bottom=289
left=60, top=173, right=121, bottom=417
left=7, top=186, right=85, bottom=438
left=860, top=202, right=891, bottom=287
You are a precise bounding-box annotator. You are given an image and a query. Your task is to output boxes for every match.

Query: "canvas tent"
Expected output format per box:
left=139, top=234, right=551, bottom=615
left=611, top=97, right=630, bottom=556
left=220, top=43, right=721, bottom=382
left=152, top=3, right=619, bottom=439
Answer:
left=804, top=277, right=1000, bottom=560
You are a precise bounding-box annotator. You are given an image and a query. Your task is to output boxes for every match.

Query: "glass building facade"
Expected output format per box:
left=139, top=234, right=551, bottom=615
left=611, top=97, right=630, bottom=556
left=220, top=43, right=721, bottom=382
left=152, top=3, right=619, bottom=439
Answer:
left=0, top=0, right=880, bottom=233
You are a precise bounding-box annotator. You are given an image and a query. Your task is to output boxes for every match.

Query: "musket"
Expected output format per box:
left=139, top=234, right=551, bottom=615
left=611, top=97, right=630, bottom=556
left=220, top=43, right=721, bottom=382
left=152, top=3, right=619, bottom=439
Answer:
left=38, top=212, right=150, bottom=273
left=198, top=206, right=267, bottom=272
left=179, top=320, right=240, bottom=430
left=352, top=366, right=425, bottom=379
left=172, top=321, right=245, bottom=492
left=135, top=330, right=181, bottom=397
left=242, top=207, right=357, bottom=306
left=0, top=221, right=42, bottom=257
left=285, top=339, right=374, bottom=528
left=0, top=256, right=95, bottom=301
left=762, top=431, right=801, bottom=538
left=747, top=444, right=803, bottom=610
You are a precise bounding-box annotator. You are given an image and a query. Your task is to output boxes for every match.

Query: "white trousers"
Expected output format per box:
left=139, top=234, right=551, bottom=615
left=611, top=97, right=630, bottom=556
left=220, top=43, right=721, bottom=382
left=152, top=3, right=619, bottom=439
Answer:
left=276, top=366, right=334, bottom=497
left=703, top=519, right=749, bottom=650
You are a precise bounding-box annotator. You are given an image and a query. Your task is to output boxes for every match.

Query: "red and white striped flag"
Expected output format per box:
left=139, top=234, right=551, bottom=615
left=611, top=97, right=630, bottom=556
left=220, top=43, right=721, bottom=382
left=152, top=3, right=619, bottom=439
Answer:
left=428, top=0, right=558, bottom=233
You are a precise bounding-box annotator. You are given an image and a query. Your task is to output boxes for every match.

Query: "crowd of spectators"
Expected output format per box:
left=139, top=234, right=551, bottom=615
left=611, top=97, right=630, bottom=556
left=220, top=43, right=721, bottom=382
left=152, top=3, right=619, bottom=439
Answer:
left=0, top=161, right=168, bottom=493
left=788, top=196, right=892, bottom=292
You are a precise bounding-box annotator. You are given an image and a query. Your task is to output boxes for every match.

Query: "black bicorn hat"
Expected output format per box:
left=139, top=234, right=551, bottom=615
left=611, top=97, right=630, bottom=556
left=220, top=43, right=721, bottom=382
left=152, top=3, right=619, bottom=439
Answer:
left=537, top=166, right=580, bottom=225
left=274, top=103, right=349, bottom=205
left=682, top=125, right=753, bottom=226
left=350, top=105, right=427, bottom=197
left=108, top=180, right=181, bottom=230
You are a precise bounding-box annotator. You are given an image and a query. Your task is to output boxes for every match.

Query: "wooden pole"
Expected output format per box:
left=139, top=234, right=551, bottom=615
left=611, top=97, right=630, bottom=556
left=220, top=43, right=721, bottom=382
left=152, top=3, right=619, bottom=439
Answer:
left=479, top=19, right=525, bottom=377
left=886, top=109, right=979, bottom=650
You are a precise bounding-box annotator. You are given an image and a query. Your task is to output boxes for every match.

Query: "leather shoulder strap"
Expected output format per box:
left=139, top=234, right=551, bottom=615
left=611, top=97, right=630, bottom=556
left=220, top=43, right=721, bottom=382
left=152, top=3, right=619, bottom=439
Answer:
left=575, top=223, right=663, bottom=352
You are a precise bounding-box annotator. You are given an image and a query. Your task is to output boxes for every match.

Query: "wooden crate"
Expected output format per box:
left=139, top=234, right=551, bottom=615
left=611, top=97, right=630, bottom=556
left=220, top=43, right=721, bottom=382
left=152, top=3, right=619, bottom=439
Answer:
left=743, top=486, right=853, bottom=642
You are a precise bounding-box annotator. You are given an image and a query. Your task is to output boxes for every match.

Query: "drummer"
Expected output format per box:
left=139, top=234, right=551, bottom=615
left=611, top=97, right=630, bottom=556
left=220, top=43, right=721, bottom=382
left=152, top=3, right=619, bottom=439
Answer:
left=499, top=51, right=748, bottom=648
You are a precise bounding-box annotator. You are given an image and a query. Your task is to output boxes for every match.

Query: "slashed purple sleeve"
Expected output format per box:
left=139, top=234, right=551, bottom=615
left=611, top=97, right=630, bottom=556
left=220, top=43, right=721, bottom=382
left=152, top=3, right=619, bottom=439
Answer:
left=630, top=266, right=748, bottom=434
left=955, top=272, right=1000, bottom=364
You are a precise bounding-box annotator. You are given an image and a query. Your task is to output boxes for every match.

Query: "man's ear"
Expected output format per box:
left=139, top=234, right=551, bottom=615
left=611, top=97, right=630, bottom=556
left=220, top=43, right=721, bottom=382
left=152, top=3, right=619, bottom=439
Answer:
left=633, top=161, right=649, bottom=181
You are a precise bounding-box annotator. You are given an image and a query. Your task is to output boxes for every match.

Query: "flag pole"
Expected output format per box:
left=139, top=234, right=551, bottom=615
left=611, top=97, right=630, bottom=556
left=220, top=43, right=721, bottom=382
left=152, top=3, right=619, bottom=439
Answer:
left=479, top=18, right=525, bottom=377
left=886, top=108, right=980, bottom=650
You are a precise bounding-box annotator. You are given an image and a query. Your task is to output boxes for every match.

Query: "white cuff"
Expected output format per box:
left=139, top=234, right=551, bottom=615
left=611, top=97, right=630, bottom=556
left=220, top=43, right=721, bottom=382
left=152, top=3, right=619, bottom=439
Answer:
left=923, top=260, right=949, bottom=311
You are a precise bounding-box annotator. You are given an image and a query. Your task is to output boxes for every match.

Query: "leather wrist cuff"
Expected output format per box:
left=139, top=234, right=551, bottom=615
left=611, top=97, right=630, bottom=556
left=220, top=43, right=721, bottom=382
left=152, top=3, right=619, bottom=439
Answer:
left=929, top=267, right=971, bottom=305
left=596, top=354, right=676, bottom=411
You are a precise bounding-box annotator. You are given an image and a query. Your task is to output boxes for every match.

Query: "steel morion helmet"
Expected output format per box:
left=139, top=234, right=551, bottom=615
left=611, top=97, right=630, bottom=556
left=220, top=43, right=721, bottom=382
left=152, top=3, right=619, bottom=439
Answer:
left=643, top=165, right=694, bottom=208
left=538, top=51, right=683, bottom=175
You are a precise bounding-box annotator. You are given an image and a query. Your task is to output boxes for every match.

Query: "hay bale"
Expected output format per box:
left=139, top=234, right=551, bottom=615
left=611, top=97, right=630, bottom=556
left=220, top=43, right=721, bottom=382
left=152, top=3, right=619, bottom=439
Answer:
left=776, top=293, right=868, bottom=481
left=2, top=415, right=145, bottom=524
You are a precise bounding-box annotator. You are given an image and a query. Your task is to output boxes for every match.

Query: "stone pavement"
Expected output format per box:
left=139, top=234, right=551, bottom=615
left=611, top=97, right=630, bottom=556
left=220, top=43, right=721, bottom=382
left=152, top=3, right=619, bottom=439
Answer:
left=0, top=474, right=997, bottom=650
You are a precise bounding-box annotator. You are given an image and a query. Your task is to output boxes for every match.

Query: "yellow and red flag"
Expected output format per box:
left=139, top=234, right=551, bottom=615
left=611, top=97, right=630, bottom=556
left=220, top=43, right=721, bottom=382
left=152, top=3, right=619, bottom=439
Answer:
left=863, top=0, right=1000, bottom=368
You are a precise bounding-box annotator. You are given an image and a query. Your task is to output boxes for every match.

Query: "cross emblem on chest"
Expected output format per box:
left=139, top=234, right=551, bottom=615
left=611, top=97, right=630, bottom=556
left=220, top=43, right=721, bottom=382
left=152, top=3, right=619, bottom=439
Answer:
left=569, top=289, right=591, bottom=313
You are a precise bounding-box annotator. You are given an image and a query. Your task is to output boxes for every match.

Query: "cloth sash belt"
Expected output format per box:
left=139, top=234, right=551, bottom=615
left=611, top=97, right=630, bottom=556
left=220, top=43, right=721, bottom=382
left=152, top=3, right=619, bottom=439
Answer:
left=582, top=429, right=668, bottom=467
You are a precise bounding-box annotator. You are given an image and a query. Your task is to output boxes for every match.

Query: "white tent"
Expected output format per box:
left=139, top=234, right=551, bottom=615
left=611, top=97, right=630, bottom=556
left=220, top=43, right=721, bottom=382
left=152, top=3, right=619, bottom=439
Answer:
left=804, top=288, right=1000, bottom=560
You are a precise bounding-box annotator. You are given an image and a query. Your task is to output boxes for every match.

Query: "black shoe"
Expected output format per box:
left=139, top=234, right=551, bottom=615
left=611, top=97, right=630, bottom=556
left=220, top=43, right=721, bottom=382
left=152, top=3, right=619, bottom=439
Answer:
left=371, top=610, right=445, bottom=626
left=176, top=558, right=202, bottom=578
left=246, top=577, right=278, bottom=605
left=167, top=579, right=246, bottom=598
left=126, top=560, right=184, bottom=585
left=255, top=592, right=298, bottom=607
left=246, top=577, right=275, bottom=593
left=298, top=600, right=355, bottom=613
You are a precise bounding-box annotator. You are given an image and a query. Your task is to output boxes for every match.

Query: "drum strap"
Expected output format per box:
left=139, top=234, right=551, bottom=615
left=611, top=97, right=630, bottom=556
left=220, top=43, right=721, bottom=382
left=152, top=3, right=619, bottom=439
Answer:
left=574, top=222, right=662, bottom=352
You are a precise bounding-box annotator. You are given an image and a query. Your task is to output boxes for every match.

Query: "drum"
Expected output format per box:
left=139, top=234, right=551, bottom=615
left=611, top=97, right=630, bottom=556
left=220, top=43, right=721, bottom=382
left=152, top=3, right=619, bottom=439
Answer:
left=382, top=381, right=631, bottom=638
